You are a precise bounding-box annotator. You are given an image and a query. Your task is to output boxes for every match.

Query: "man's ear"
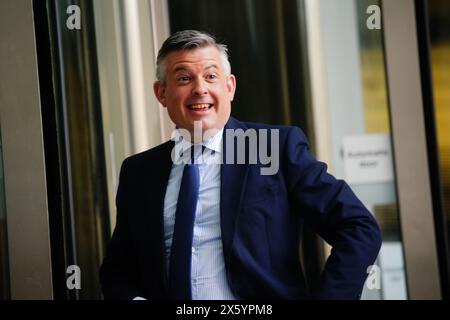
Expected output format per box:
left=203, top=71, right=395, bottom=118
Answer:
left=153, top=81, right=167, bottom=107
left=227, top=74, right=237, bottom=102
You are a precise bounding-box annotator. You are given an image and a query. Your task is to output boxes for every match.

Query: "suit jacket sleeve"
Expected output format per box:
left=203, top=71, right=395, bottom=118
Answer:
left=99, top=158, right=140, bottom=299
left=283, top=127, right=382, bottom=299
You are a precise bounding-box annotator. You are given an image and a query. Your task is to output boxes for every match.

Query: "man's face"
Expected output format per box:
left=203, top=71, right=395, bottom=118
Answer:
left=154, top=46, right=236, bottom=137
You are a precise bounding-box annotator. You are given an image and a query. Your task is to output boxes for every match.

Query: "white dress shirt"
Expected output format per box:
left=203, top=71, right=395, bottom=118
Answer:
left=163, top=128, right=236, bottom=300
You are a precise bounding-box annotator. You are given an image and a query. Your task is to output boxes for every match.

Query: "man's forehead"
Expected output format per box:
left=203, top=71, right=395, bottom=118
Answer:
left=173, top=63, right=219, bottom=73
left=166, top=47, right=222, bottom=68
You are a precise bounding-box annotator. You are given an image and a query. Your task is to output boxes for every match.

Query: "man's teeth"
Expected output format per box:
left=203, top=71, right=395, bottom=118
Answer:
left=189, top=104, right=211, bottom=110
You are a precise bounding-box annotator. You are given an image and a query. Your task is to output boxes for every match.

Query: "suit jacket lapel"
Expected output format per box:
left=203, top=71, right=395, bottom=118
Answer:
left=220, top=117, right=249, bottom=265
left=145, top=140, right=174, bottom=295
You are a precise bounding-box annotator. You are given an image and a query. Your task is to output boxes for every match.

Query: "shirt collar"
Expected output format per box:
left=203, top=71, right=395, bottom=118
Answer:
left=172, top=128, right=223, bottom=154
left=172, top=128, right=224, bottom=164
left=203, top=128, right=223, bottom=153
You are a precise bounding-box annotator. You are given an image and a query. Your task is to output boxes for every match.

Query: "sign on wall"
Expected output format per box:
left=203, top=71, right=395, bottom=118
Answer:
left=343, top=134, right=394, bottom=184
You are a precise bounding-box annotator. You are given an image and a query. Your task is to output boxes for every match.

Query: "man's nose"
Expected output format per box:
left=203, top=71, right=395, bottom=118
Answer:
left=192, top=79, right=208, bottom=96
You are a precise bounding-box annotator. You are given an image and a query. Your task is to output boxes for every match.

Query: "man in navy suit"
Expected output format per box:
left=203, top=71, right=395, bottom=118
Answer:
left=99, top=30, right=382, bottom=300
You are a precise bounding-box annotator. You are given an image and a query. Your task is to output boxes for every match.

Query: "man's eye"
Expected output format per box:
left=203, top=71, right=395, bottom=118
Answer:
left=177, top=76, right=191, bottom=82
left=206, top=74, right=218, bottom=80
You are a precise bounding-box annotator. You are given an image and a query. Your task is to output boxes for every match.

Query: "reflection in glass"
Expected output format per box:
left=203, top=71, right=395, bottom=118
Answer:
left=46, top=0, right=111, bottom=299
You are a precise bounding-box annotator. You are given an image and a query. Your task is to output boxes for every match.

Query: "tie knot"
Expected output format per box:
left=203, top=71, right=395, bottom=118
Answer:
left=189, top=145, right=206, bottom=164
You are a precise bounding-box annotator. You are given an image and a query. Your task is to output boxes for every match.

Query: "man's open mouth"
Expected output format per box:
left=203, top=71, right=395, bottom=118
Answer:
left=187, top=103, right=213, bottom=110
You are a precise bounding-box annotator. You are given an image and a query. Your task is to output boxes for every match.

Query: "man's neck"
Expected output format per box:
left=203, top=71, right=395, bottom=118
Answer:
left=176, top=127, right=223, bottom=145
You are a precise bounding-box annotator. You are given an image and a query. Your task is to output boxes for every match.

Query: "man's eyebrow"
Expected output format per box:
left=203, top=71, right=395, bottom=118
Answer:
left=173, top=65, right=219, bottom=73
left=173, top=66, right=191, bottom=73
left=204, top=64, right=219, bottom=71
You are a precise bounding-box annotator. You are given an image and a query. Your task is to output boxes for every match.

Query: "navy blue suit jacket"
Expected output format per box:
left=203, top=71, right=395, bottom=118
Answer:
left=99, top=117, right=382, bottom=299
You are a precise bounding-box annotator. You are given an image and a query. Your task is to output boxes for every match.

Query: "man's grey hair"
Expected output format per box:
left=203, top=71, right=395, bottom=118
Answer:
left=156, top=30, right=231, bottom=83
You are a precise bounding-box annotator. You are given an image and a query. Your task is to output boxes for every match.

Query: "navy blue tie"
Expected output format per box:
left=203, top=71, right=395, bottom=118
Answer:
left=169, top=153, right=200, bottom=299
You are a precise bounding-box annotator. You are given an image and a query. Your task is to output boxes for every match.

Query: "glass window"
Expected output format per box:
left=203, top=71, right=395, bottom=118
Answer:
left=45, top=0, right=112, bottom=299
left=305, top=0, right=407, bottom=299
left=43, top=0, right=167, bottom=298
left=428, top=0, right=450, bottom=296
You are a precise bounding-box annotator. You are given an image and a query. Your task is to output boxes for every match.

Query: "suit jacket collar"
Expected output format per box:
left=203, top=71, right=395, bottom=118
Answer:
left=220, top=117, right=250, bottom=267
left=148, top=140, right=174, bottom=295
